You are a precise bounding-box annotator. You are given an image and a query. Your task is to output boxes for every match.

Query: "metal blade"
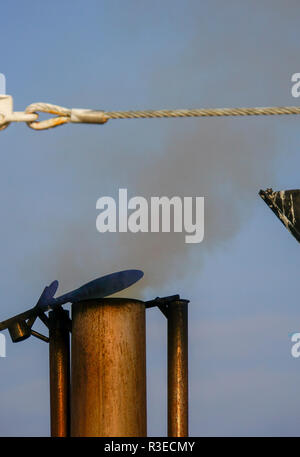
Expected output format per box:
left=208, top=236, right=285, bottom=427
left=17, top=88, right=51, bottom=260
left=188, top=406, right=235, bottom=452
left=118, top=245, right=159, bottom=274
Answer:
left=43, top=269, right=144, bottom=310
left=0, top=270, right=144, bottom=335
left=36, top=280, right=59, bottom=308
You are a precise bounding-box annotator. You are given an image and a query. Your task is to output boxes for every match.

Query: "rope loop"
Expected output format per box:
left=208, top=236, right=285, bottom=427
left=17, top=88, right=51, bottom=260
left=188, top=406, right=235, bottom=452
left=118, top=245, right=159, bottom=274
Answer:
left=25, top=103, right=71, bottom=130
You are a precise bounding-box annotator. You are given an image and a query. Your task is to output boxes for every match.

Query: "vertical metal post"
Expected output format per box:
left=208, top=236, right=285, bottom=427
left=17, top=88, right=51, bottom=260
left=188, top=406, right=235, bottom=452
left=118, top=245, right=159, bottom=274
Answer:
left=71, top=298, right=147, bottom=437
left=49, top=308, right=71, bottom=437
left=167, top=299, right=189, bottom=437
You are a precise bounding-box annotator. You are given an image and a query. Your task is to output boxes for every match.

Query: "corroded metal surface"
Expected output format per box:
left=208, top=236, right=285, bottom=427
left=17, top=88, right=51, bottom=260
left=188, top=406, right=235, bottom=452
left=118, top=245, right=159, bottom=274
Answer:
left=49, top=309, right=70, bottom=437
left=71, top=298, right=147, bottom=437
left=259, top=188, right=300, bottom=242
left=167, top=300, right=189, bottom=437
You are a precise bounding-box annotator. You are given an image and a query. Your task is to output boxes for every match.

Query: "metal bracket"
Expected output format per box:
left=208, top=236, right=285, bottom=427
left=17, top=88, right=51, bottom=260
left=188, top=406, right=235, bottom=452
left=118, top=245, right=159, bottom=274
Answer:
left=145, top=295, right=188, bottom=318
left=31, top=330, right=49, bottom=343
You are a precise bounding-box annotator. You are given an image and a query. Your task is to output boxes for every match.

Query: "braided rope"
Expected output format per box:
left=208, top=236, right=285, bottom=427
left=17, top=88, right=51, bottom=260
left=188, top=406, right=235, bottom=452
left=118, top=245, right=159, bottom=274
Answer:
left=1, top=101, right=300, bottom=130
left=105, top=106, right=300, bottom=119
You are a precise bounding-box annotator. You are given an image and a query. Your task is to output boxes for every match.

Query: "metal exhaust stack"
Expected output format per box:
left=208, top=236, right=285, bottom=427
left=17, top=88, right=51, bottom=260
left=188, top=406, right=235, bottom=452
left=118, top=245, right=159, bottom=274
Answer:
left=146, top=295, right=189, bottom=437
left=49, top=309, right=71, bottom=437
left=71, top=295, right=189, bottom=437
left=167, top=299, right=189, bottom=437
left=71, top=298, right=147, bottom=437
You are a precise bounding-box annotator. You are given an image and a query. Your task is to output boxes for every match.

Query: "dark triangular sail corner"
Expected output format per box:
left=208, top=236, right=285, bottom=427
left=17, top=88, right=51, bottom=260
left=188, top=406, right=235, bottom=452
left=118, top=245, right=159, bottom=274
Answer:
left=259, top=188, right=300, bottom=243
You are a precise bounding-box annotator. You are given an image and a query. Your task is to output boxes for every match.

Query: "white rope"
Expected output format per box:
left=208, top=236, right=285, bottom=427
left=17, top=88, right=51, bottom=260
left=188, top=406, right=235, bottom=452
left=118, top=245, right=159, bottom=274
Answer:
left=1, top=97, right=300, bottom=131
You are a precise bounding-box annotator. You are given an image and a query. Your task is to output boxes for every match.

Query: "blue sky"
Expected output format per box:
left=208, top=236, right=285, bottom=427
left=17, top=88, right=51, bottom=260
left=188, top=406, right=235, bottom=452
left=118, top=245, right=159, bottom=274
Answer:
left=1, top=0, right=300, bottom=436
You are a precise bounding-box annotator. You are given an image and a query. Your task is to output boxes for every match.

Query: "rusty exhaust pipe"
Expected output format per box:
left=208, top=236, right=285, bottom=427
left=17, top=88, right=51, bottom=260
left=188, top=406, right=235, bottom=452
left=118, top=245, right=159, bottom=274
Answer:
left=49, top=308, right=71, bottom=437
left=71, top=298, right=147, bottom=437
